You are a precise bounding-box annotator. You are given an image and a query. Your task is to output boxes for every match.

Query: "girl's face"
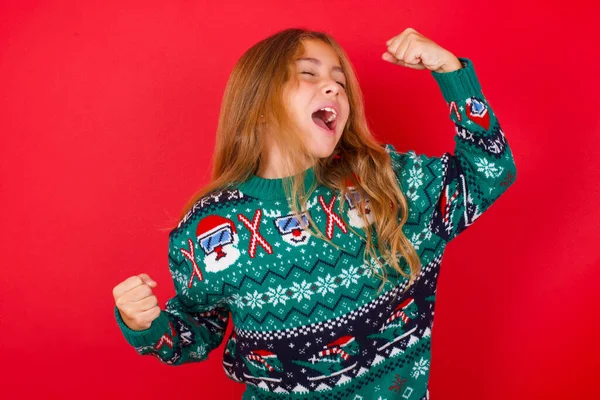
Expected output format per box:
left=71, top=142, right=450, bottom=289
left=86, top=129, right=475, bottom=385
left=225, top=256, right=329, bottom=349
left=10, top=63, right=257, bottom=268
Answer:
left=282, top=39, right=350, bottom=159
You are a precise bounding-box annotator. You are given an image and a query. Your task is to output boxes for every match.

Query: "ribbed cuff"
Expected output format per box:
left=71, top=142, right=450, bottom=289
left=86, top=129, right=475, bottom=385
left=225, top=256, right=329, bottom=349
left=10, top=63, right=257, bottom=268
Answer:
left=431, top=58, right=483, bottom=103
left=114, top=305, right=171, bottom=348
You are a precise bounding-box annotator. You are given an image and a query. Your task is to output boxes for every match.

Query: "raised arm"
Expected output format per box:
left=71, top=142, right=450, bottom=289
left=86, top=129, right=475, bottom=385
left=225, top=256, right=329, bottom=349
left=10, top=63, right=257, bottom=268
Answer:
left=385, top=57, right=517, bottom=243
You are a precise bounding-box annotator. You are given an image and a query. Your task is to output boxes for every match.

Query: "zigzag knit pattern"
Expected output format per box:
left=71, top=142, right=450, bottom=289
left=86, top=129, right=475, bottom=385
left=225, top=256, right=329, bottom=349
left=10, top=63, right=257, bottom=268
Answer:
left=115, top=57, right=517, bottom=399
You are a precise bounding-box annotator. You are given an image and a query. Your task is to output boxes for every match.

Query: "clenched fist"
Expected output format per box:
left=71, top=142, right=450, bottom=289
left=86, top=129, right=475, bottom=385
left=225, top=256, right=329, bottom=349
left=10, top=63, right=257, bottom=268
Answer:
left=113, top=273, right=161, bottom=331
left=382, top=27, right=462, bottom=73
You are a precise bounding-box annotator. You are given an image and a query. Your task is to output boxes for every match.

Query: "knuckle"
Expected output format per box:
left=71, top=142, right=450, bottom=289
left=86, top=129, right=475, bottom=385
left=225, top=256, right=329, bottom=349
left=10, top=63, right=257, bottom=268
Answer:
left=118, top=307, right=131, bottom=319
left=115, top=296, right=126, bottom=308
left=141, top=285, right=152, bottom=297
left=138, top=273, right=149, bottom=281
left=131, top=285, right=145, bottom=298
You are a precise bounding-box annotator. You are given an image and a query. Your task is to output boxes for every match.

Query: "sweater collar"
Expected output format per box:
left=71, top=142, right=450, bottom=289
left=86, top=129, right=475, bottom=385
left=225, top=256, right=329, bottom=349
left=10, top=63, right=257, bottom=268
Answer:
left=236, top=165, right=317, bottom=201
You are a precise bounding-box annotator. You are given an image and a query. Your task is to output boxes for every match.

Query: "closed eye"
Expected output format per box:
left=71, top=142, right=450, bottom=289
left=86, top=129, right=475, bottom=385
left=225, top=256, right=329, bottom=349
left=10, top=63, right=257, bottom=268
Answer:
left=300, top=71, right=346, bottom=89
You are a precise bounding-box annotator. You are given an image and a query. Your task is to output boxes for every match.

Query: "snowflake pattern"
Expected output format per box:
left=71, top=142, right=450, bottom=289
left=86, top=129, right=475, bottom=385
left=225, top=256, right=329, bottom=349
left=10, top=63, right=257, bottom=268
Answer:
left=188, top=344, right=208, bottom=360
left=171, top=269, right=191, bottom=297
left=408, top=150, right=422, bottom=165
left=474, top=157, right=504, bottom=179
left=231, top=263, right=373, bottom=309
left=315, top=274, right=338, bottom=296
left=407, top=167, right=424, bottom=188
left=245, top=290, right=265, bottom=309
left=410, top=357, right=430, bottom=379
left=405, top=188, right=420, bottom=202
left=363, top=257, right=384, bottom=278
left=409, top=227, right=432, bottom=251
left=291, top=280, right=313, bottom=301
left=340, top=266, right=361, bottom=288
left=229, top=293, right=245, bottom=309
left=266, top=285, right=288, bottom=306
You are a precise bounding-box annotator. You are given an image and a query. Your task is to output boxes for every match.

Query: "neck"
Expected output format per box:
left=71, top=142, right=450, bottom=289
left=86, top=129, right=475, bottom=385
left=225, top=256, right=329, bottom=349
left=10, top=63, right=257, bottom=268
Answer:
left=256, top=144, right=315, bottom=179
left=236, top=162, right=318, bottom=201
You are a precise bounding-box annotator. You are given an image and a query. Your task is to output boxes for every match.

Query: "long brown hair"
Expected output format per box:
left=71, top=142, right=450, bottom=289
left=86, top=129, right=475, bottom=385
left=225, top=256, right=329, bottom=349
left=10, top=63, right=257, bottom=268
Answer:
left=173, top=28, right=421, bottom=295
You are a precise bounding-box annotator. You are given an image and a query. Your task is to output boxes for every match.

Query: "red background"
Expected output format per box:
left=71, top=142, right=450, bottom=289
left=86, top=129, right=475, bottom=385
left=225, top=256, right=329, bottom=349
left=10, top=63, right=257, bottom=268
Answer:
left=1, top=1, right=599, bottom=399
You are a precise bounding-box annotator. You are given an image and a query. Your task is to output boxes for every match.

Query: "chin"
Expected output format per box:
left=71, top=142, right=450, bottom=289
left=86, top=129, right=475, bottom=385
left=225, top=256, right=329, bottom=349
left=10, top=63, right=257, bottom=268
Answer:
left=305, top=125, right=341, bottom=158
left=311, top=146, right=336, bottom=159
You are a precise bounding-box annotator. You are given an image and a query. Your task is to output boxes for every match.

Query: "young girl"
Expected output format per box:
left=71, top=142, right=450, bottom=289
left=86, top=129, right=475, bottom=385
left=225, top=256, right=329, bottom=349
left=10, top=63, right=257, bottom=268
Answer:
left=113, top=27, right=516, bottom=399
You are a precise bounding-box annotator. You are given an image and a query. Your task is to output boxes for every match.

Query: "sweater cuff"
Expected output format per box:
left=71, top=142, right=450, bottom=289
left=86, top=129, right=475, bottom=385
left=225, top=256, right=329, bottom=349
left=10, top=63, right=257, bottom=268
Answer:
left=114, top=305, right=171, bottom=348
left=431, top=57, right=483, bottom=103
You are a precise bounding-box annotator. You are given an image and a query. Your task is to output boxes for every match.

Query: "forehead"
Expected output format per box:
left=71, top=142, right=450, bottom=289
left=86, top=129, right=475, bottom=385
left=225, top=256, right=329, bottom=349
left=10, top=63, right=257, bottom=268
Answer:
left=295, top=40, right=344, bottom=74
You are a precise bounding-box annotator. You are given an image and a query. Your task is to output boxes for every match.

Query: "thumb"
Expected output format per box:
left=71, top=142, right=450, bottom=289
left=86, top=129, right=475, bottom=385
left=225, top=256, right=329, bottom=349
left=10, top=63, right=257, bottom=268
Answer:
left=382, top=52, right=397, bottom=63
left=138, top=273, right=157, bottom=288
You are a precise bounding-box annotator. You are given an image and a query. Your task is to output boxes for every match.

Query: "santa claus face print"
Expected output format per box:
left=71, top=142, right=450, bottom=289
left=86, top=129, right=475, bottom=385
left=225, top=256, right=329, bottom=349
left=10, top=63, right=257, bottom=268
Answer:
left=273, top=211, right=312, bottom=246
left=197, top=215, right=241, bottom=273
left=344, top=187, right=374, bottom=228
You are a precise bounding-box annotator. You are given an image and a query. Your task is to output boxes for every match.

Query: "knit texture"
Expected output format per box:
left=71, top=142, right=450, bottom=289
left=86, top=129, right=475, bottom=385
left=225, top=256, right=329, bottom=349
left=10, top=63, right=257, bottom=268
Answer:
left=115, top=57, right=517, bottom=399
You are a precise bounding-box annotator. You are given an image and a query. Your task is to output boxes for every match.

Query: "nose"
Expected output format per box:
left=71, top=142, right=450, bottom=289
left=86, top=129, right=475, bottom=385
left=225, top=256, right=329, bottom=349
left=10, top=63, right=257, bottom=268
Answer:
left=322, top=79, right=340, bottom=95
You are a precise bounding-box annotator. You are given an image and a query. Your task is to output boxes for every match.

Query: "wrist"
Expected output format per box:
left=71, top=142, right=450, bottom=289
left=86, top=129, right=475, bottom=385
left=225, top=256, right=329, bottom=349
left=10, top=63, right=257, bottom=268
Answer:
left=434, top=56, right=463, bottom=73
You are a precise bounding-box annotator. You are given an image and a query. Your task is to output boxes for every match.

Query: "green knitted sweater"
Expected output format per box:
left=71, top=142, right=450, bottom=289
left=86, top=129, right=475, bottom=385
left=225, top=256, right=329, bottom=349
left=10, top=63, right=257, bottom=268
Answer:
left=115, top=57, right=517, bottom=400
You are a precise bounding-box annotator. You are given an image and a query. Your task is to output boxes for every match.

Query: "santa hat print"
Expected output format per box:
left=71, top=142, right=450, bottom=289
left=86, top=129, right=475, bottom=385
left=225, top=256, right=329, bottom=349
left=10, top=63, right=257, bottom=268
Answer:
left=318, top=335, right=355, bottom=360
left=247, top=349, right=278, bottom=372
left=396, top=297, right=415, bottom=310
left=386, top=298, right=416, bottom=325
left=344, top=172, right=362, bottom=188
left=326, top=335, right=355, bottom=348
left=251, top=349, right=277, bottom=358
left=196, top=215, right=237, bottom=239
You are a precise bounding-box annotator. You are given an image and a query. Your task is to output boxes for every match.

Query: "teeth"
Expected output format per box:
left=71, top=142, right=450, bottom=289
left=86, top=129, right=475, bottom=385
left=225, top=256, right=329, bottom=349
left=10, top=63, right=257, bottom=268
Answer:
left=319, top=107, right=337, bottom=123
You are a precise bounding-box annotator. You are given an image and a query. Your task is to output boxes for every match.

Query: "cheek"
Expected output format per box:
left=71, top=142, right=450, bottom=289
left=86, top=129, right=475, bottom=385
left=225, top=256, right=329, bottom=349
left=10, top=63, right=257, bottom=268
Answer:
left=289, top=89, right=311, bottom=113
left=296, top=81, right=319, bottom=98
left=285, top=99, right=305, bottom=123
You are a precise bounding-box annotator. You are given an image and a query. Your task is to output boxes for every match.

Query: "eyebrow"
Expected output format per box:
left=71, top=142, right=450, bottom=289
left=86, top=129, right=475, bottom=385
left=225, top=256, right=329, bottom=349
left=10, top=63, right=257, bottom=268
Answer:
left=296, top=57, right=346, bottom=76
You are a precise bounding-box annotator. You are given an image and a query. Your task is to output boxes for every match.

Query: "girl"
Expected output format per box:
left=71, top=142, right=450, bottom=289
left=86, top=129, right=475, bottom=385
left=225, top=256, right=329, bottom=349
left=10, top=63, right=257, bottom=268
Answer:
left=113, top=27, right=516, bottom=399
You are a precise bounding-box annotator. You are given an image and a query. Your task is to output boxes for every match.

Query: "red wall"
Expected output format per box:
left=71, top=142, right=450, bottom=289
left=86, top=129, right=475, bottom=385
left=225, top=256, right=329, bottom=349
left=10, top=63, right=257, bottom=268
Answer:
left=1, top=1, right=599, bottom=399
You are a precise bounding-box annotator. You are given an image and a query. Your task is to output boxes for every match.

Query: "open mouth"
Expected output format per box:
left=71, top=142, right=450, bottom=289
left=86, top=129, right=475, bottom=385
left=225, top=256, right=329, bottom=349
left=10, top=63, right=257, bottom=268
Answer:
left=311, top=107, right=338, bottom=133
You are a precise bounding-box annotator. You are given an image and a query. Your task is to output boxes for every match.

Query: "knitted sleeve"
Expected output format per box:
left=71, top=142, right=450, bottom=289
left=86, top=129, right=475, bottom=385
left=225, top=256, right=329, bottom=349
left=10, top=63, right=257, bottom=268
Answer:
left=384, top=57, right=517, bottom=244
left=114, top=227, right=230, bottom=365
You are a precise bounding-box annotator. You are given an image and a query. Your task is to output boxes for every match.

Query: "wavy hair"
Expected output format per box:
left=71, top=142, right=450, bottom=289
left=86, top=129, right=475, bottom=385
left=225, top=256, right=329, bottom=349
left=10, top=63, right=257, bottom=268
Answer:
left=173, top=28, right=421, bottom=296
